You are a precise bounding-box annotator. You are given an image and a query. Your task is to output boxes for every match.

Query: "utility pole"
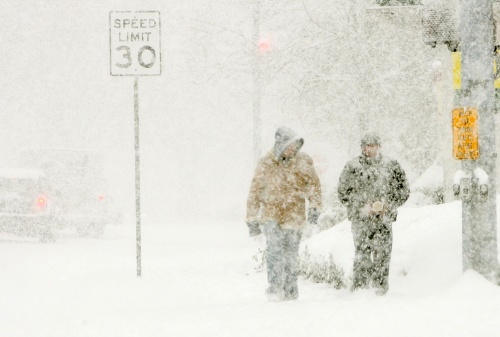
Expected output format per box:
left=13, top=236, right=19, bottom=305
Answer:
left=252, top=0, right=262, bottom=164
left=459, top=0, right=499, bottom=282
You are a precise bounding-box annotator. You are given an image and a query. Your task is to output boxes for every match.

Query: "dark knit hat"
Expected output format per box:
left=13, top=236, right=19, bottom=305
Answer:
left=361, top=132, right=381, bottom=147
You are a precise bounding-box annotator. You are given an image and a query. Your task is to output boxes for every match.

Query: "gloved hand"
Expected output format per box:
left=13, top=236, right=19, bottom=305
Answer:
left=246, top=221, right=262, bottom=237
left=371, top=200, right=385, bottom=215
left=252, top=232, right=265, bottom=244
left=307, top=208, right=321, bottom=225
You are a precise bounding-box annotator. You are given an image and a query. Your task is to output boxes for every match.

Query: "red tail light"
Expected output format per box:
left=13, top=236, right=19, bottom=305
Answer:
left=35, top=195, right=47, bottom=210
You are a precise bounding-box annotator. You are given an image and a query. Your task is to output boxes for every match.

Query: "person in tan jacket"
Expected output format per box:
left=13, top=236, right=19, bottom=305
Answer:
left=246, top=127, right=322, bottom=301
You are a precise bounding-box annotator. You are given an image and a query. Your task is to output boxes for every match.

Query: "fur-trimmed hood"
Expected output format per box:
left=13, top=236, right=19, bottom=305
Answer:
left=273, top=127, right=304, bottom=161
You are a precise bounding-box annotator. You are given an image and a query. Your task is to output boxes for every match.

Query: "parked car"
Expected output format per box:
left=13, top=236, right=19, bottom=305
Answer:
left=0, top=168, right=55, bottom=241
left=17, top=148, right=117, bottom=237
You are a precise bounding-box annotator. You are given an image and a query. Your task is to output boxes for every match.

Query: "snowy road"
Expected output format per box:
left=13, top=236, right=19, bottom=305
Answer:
left=1, top=217, right=499, bottom=337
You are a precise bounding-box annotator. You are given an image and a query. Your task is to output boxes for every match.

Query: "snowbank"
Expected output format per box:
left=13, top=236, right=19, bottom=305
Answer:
left=411, top=162, right=443, bottom=190
left=1, top=211, right=500, bottom=337
left=301, top=199, right=499, bottom=295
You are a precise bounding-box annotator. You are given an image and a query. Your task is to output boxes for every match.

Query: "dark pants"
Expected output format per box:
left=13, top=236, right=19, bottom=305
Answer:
left=262, top=221, right=302, bottom=298
left=351, top=218, right=393, bottom=292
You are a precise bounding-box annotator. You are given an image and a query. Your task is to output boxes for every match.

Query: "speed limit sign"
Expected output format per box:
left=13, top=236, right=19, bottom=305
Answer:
left=109, top=11, right=162, bottom=277
left=109, top=11, right=161, bottom=76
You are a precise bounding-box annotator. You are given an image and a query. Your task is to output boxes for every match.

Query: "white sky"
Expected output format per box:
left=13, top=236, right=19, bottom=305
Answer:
left=1, top=0, right=257, bottom=222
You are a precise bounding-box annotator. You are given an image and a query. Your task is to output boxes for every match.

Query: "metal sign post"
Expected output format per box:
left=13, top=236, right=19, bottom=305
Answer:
left=110, top=11, right=161, bottom=277
left=134, top=76, right=141, bottom=277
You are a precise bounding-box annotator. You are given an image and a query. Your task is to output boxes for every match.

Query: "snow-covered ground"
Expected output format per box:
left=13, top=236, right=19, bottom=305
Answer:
left=1, top=199, right=499, bottom=337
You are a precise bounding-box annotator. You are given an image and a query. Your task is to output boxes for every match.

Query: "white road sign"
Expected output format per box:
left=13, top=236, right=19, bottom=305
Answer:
left=109, top=11, right=161, bottom=76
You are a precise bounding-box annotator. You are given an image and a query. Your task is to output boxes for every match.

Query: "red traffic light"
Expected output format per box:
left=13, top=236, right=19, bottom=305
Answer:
left=258, top=39, right=271, bottom=52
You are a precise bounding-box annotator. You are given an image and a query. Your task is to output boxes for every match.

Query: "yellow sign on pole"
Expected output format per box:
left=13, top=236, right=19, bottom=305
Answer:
left=452, top=52, right=461, bottom=90
left=452, top=108, right=479, bottom=160
left=495, top=49, right=500, bottom=88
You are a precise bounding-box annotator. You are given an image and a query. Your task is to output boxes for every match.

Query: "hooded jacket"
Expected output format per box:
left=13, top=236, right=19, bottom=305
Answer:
left=337, top=153, right=409, bottom=222
left=246, top=127, right=322, bottom=229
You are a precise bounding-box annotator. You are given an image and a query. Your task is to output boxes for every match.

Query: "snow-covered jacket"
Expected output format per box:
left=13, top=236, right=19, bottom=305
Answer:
left=246, top=128, right=322, bottom=229
left=337, top=154, right=409, bottom=222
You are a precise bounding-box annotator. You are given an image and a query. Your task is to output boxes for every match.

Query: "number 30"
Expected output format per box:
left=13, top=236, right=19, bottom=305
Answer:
left=116, top=46, right=156, bottom=68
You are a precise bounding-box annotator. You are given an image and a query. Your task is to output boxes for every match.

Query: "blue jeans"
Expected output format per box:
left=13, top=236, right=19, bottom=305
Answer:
left=262, top=221, right=302, bottom=297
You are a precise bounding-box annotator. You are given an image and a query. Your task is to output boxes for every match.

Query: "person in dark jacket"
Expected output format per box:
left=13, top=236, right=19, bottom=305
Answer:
left=338, top=133, right=409, bottom=295
left=246, top=127, right=322, bottom=301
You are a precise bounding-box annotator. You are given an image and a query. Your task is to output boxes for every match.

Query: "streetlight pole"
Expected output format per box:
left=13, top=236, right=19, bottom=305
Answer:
left=460, top=0, right=499, bottom=282
left=432, top=59, right=457, bottom=202
left=252, top=0, right=262, bottom=164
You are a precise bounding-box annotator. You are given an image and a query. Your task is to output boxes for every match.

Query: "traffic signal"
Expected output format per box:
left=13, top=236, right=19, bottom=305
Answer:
left=258, top=38, right=271, bottom=52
